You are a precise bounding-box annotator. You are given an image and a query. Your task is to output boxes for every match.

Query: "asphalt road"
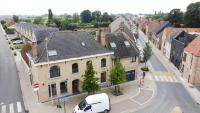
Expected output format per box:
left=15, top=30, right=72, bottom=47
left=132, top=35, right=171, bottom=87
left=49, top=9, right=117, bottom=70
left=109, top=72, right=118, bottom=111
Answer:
left=137, top=34, right=167, bottom=72
left=135, top=31, right=200, bottom=113
left=134, top=82, right=200, bottom=113
left=0, top=26, right=25, bottom=113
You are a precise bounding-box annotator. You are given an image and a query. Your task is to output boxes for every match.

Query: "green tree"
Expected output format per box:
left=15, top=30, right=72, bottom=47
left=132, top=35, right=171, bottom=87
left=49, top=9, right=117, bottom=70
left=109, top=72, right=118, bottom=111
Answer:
left=13, top=15, right=19, bottom=23
left=168, top=9, right=183, bottom=27
left=72, top=13, right=80, bottom=23
left=92, top=10, right=101, bottom=22
left=33, top=17, right=45, bottom=25
left=184, top=2, right=200, bottom=27
left=110, top=58, right=126, bottom=96
left=82, top=62, right=100, bottom=94
left=53, top=17, right=63, bottom=29
left=101, top=12, right=113, bottom=22
left=0, top=20, right=6, bottom=25
left=80, top=9, right=92, bottom=23
left=47, top=8, right=54, bottom=26
left=48, top=8, right=53, bottom=20
left=143, top=43, right=153, bottom=68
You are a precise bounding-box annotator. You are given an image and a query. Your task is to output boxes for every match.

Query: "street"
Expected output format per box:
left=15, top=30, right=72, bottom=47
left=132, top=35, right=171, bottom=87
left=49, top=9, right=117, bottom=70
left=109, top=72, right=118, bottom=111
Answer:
left=134, top=30, right=200, bottom=113
left=0, top=26, right=25, bottom=113
left=135, top=82, right=200, bottom=113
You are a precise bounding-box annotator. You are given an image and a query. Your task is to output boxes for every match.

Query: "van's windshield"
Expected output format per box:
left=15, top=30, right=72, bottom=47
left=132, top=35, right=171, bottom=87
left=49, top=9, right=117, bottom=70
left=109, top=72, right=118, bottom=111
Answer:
left=78, top=100, right=87, bottom=110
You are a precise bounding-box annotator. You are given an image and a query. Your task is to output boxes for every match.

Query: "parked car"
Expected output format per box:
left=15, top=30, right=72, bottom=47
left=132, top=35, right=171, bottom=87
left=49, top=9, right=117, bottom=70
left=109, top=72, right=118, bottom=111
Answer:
left=73, top=93, right=111, bottom=113
left=11, top=37, right=21, bottom=41
left=140, top=52, right=145, bottom=63
left=12, top=39, right=23, bottom=45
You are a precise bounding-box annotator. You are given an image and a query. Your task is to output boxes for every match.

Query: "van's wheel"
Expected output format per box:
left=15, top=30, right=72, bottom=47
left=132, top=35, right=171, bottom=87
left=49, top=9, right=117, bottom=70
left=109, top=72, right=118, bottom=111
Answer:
left=104, top=109, right=109, bottom=113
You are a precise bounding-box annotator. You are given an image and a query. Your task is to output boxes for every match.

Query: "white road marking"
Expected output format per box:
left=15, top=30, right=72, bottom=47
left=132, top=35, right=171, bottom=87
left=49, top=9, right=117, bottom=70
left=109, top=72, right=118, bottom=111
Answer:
left=0, top=102, right=4, bottom=105
left=172, top=76, right=178, bottom=82
left=155, top=76, right=159, bottom=81
left=2, top=105, right=6, bottom=113
left=9, top=103, right=14, bottom=113
left=17, top=102, right=22, bottom=113
left=159, top=76, right=164, bottom=81
left=149, top=75, right=153, bottom=80
left=163, top=76, right=168, bottom=82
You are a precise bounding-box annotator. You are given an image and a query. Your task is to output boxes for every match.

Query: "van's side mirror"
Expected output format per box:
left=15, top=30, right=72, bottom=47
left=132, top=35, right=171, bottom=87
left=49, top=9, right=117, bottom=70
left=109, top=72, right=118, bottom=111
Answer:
left=84, top=105, right=91, bottom=111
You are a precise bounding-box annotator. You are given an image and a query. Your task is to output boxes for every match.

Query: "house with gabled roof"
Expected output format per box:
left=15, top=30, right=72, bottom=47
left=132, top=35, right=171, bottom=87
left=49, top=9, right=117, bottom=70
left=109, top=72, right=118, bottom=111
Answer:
left=16, top=25, right=113, bottom=102
left=98, top=32, right=140, bottom=81
left=152, top=21, right=172, bottom=49
left=182, top=36, right=200, bottom=85
left=170, top=30, right=197, bottom=69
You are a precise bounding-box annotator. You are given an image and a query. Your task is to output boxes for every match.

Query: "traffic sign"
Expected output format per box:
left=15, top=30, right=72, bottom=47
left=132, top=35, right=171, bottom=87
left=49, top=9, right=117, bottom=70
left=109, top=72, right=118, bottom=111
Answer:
left=33, top=83, right=39, bottom=91
left=60, top=96, right=69, bottom=103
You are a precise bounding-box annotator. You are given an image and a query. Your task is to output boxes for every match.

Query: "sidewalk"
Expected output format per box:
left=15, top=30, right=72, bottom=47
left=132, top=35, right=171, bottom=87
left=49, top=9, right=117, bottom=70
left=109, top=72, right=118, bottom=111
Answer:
left=139, top=30, right=200, bottom=105
left=14, top=51, right=156, bottom=113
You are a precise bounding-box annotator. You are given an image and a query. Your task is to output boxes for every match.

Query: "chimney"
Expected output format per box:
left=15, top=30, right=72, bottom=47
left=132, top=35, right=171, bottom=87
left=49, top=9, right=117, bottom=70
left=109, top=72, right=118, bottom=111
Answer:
left=31, top=42, right=38, bottom=57
left=95, top=29, right=106, bottom=47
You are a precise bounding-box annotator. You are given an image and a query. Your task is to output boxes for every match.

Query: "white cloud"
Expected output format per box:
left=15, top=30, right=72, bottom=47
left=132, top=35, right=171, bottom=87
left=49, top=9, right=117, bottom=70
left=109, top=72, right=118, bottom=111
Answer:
left=0, top=0, right=199, bottom=15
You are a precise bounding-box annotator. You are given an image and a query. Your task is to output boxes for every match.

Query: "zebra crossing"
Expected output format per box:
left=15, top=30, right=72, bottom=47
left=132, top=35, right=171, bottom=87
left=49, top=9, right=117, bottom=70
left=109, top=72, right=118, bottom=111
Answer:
left=148, top=75, right=180, bottom=83
left=0, top=101, right=22, bottom=113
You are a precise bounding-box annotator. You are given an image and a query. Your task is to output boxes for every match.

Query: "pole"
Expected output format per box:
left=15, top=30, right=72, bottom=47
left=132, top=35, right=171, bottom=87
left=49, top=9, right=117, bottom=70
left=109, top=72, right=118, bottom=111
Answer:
left=64, top=101, right=66, bottom=113
left=37, top=90, right=39, bottom=102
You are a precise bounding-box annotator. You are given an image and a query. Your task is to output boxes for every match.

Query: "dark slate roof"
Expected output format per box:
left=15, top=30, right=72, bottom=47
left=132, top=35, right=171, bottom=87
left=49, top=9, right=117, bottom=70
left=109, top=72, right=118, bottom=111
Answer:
left=105, top=32, right=139, bottom=58
left=34, top=31, right=112, bottom=63
left=154, top=21, right=172, bottom=39
left=15, top=23, right=58, bottom=42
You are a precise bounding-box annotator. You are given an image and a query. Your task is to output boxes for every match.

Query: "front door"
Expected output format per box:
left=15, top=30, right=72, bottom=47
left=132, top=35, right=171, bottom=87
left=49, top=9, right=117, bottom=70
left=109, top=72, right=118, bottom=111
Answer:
left=72, top=79, right=79, bottom=94
left=126, top=70, right=135, bottom=81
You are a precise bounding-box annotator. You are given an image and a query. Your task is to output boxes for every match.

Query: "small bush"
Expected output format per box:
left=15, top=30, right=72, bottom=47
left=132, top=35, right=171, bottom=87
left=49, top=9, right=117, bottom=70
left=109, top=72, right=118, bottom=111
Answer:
left=141, top=67, right=149, bottom=72
left=13, top=51, right=17, bottom=56
left=15, top=44, right=25, bottom=49
left=10, top=46, right=14, bottom=50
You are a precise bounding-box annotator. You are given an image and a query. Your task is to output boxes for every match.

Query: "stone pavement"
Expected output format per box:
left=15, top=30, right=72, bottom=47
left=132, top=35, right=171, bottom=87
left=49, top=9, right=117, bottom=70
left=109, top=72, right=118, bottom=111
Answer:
left=14, top=51, right=156, bottom=113
left=139, top=30, right=200, bottom=105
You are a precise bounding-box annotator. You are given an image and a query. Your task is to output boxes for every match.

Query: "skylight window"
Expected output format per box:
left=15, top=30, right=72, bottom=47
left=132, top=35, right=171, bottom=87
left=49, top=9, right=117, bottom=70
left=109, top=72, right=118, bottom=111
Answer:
left=110, top=42, right=116, bottom=48
left=81, top=42, right=85, bottom=46
left=48, top=50, right=57, bottom=56
left=124, top=41, right=130, bottom=47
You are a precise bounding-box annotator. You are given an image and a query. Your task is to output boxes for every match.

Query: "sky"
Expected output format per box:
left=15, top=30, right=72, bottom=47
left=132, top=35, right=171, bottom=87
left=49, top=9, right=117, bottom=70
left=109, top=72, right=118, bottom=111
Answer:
left=0, top=0, right=199, bottom=15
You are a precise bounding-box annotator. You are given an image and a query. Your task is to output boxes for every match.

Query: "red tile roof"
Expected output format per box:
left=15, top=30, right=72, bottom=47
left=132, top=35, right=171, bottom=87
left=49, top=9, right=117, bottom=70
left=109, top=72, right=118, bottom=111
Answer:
left=185, top=36, right=200, bottom=57
left=6, top=19, right=16, bottom=27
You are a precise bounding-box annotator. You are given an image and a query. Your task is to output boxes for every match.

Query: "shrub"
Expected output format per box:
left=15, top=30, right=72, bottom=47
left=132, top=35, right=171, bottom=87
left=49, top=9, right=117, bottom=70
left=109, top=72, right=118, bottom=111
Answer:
left=10, top=46, right=14, bottom=50
left=14, top=44, right=25, bottom=49
left=13, top=51, right=17, bottom=56
left=141, top=67, right=149, bottom=72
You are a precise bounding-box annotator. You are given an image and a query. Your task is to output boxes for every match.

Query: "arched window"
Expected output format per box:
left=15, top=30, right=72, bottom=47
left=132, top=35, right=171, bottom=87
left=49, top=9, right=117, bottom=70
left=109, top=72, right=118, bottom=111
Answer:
left=72, top=63, right=78, bottom=73
left=49, top=66, right=60, bottom=78
left=101, top=58, right=106, bottom=67
left=86, top=61, right=92, bottom=67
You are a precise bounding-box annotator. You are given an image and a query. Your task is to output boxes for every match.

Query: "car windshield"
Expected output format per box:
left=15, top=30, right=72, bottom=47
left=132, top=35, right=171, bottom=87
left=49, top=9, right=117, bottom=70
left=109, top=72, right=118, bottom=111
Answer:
left=78, top=100, right=87, bottom=110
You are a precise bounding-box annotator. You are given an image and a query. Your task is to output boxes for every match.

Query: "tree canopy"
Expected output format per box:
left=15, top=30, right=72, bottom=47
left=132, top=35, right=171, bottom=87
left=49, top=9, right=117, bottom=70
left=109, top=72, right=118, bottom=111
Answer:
left=143, top=43, right=153, bottom=68
left=92, top=10, right=101, bottom=22
left=82, top=62, right=100, bottom=94
left=80, top=10, right=92, bottom=23
left=110, top=58, right=126, bottom=95
left=168, top=9, right=183, bottom=27
left=33, top=17, right=45, bottom=25
left=72, top=13, right=80, bottom=23
left=184, top=2, right=200, bottom=27
left=13, top=15, right=19, bottom=23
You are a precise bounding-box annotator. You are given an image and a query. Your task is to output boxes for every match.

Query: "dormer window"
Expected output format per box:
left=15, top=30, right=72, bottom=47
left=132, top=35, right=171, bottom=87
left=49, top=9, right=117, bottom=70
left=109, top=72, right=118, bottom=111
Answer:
left=110, top=42, right=116, bottom=48
left=124, top=41, right=130, bottom=47
left=48, top=50, right=57, bottom=56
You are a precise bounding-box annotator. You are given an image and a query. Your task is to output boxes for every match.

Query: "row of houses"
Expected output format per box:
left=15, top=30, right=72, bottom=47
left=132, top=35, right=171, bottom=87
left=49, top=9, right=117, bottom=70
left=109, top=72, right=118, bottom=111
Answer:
left=15, top=17, right=140, bottom=102
left=137, top=18, right=200, bottom=86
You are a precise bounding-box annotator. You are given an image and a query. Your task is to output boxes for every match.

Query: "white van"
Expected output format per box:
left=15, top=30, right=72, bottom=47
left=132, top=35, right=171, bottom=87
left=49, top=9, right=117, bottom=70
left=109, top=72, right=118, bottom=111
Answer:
left=73, top=93, right=111, bottom=113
